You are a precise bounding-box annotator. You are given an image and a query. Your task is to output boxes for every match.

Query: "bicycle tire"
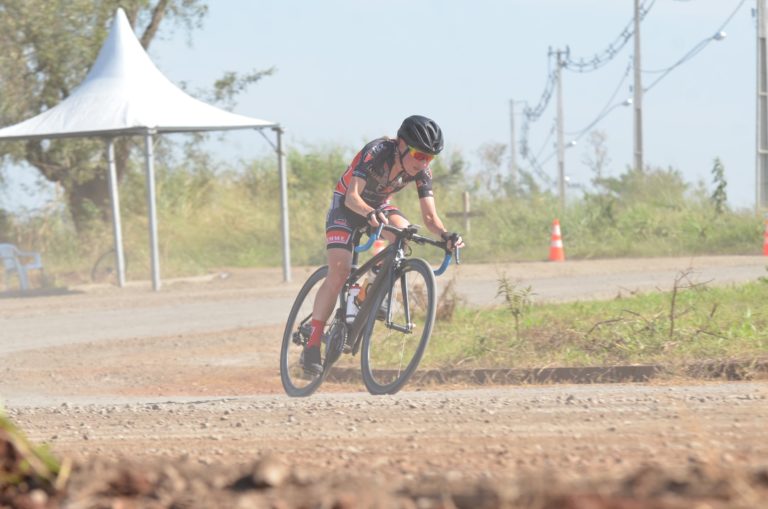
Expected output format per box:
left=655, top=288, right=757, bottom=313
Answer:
left=279, top=266, right=332, bottom=397
left=91, top=249, right=127, bottom=284
left=360, top=258, right=436, bottom=395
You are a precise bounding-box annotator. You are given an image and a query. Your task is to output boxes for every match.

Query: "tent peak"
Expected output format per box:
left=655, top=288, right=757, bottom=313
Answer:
left=0, top=6, right=276, bottom=141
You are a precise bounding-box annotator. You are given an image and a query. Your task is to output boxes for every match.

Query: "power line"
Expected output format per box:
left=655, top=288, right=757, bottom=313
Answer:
left=534, top=123, right=556, bottom=162
left=643, top=0, right=746, bottom=93
left=518, top=0, right=747, bottom=188
left=571, top=0, right=744, bottom=143
left=519, top=120, right=556, bottom=186
left=520, top=53, right=556, bottom=163
left=523, top=54, right=557, bottom=123
left=565, top=58, right=633, bottom=138
left=523, top=151, right=556, bottom=187
left=522, top=0, right=653, bottom=125
left=519, top=1, right=655, bottom=184
left=563, top=0, right=656, bottom=73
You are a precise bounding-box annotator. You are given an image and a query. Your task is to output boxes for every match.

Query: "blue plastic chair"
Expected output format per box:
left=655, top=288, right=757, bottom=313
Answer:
left=0, top=243, right=44, bottom=291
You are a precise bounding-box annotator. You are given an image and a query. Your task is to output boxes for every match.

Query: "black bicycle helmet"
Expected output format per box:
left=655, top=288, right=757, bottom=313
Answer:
left=397, top=115, right=444, bottom=155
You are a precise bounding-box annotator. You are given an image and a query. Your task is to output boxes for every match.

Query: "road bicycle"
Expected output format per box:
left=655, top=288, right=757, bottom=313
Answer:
left=279, top=223, right=460, bottom=397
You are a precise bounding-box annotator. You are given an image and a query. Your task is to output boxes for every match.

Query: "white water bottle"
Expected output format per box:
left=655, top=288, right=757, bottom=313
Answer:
left=346, top=284, right=361, bottom=324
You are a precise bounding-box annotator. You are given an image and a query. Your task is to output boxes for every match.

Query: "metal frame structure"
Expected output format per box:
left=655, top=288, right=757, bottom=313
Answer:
left=102, top=126, right=290, bottom=291
left=0, top=8, right=293, bottom=290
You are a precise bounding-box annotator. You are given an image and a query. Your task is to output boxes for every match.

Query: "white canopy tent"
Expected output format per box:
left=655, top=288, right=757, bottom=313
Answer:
left=0, top=8, right=291, bottom=289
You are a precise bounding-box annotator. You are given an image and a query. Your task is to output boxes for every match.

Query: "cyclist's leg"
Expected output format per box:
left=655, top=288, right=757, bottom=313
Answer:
left=303, top=202, right=359, bottom=371
left=311, top=248, right=352, bottom=327
left=370, top=206, right=408, bottom=320
left=379, top=204, right=408, bottom=243
left=302, top=248, right=351, bottom=372
left=313, top=202, right=360, bottom=328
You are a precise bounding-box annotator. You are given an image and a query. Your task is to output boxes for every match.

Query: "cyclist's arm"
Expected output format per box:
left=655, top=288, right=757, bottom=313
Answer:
left=419, top=196, right=465, bottom=249
left=418, top=196, right=448, bottom=237
left=345, top=176, right=385, bottom=225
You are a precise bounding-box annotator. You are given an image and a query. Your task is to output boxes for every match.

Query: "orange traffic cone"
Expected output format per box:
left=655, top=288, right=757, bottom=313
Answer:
left=548, top=219, right=565, bottom=262
left=373, top=238, right=387, bottom=255
left=763, top=219, right=768, bottom=256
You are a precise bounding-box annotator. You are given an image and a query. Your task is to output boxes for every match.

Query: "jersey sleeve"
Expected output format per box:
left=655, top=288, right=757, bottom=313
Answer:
left=415, top=167, right=434, bottom=198
left=351, top=140, right=386, bottom=180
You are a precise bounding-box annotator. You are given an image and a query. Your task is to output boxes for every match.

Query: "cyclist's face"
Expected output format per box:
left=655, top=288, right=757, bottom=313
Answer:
left=400, top=142, right=431, bottom=175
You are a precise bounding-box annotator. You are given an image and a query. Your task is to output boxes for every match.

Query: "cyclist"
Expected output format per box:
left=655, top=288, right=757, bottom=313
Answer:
left=303, top=115, right=464, bottom=375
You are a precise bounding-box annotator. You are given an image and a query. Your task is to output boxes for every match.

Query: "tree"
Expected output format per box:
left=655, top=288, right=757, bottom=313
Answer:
left=475, top=142, right=507, bottom=198
left=0, top=1, right=272, bottom=232
left=598, top=165, right=689, bottom=209
left=430, top=149, right=465, bottom=190
left=582, top=130, right=610, bottom=185
left=710, top=157, right=728, bottom=215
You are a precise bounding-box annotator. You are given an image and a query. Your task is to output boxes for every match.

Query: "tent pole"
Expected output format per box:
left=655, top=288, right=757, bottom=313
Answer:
left=275, top=126, right=291, bottom=283
left=106, top=138, right=126, bottom=287
left=144, top=130, right=161, bottom=291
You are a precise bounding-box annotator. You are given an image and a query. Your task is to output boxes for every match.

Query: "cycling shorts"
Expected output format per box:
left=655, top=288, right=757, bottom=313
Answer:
left=325, top=193, right=404, bottom=252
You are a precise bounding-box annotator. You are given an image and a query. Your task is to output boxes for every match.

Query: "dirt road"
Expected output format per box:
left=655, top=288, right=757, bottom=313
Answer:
left=1, top=256, right=767, bottom=507
left=5, top=382, right=768, bottom=507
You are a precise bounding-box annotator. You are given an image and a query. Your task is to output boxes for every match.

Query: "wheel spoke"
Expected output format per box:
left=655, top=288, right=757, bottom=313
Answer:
left=361, top=259, right=436, bottom=395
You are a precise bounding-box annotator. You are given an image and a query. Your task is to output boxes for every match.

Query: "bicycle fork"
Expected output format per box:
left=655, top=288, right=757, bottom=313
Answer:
left=382, top=272, right=415, bottom=334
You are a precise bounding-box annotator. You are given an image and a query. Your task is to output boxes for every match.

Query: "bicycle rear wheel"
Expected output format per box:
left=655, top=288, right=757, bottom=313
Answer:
left=280, top=266, right=331, bottom=397
left=360, top=258, right=436, bottom=395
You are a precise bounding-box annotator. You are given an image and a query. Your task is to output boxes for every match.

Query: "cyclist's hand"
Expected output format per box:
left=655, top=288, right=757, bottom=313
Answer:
left=366, top=207, right=389, bottom=228
left=441, top=232, right=464, bottom=251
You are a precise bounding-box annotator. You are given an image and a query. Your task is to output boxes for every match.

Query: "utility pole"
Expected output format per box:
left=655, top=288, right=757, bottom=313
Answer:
left=509, top=99, right=518, bottom=185
left=757, top=0, right=768, bottom=211
left=633, top=0, right=644, bottom=171
left=553, top=48, right=566, bottom=214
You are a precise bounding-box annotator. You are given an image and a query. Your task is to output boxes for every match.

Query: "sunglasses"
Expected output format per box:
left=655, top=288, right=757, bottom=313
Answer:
left=407, top=146, right=435, bottom=163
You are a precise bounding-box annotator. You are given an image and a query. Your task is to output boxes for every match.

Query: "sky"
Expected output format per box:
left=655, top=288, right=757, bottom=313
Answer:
left=1, top=0, right=758, bottom=212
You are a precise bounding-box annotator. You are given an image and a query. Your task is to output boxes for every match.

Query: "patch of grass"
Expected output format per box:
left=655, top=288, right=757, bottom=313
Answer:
left=424, top=279, right=768, bottom=369
left=0, top=411, right=69, bottom=500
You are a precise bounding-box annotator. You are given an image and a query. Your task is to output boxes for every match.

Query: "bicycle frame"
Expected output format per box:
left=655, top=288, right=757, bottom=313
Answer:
left=340, top=223, right=457, bottom=356
left=340, top=238, right=398, bottom=356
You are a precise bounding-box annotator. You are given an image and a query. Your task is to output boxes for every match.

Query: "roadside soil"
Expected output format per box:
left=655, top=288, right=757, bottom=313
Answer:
left=1, top=257, right=767, bottom=508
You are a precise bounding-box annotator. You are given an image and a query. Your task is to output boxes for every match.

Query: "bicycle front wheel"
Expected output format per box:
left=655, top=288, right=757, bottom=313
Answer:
left=280, top=266, right=330, bottom=397
left=360, top=258, right=436, bottom=395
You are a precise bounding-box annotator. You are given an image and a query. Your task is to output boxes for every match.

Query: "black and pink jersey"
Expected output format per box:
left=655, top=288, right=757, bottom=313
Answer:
left=333, top=137, right=434, bottom=208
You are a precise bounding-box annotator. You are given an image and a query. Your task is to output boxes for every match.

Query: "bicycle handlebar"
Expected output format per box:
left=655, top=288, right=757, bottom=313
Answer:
left=354, top=223, right=385, bottom=253
left=433, top=252, right=453, bottom=276
left=354, top=223, right=461, bottom=276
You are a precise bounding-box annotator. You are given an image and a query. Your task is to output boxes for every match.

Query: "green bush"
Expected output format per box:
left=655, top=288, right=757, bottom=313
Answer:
left=1, top=143, right=763, bottom=282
